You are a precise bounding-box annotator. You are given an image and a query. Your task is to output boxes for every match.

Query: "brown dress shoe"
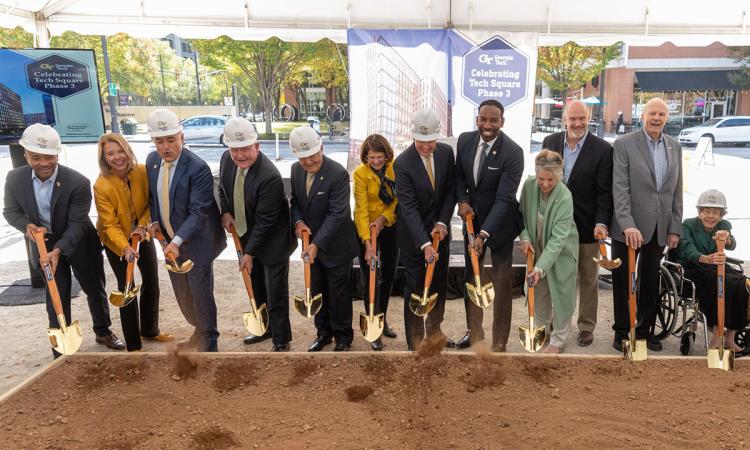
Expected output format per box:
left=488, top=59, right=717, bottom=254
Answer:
left=142, top=332, right=175, bottom=342
left=577, top=330, right=594, bottom=346
left=95, top=333, right=126, bottom=351
left=491, top=343, right=507, bottom=353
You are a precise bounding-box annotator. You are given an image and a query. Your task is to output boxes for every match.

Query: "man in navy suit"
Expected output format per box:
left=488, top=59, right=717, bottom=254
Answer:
left=394, top=108, right=457, bottom=350
left=454, top=100, right=524, bottom=352
left=289, top=126, right=359, bottom=352
left=146, top=109, right=226, bottom=352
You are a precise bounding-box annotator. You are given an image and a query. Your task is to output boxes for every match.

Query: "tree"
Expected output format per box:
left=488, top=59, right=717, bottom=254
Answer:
left=0, top=26, right=33, bottom=48
left=729, top=47, right=750, bottom=90
left=537, top=42, right=621, bottom=99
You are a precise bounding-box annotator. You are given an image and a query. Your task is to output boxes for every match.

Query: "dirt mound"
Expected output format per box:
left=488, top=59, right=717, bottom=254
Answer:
left=191, top=426, right=238, bottom=449
left=287, top=359, right=318, bottom=386
left=462, top=353, right=506, bottom=391
left=212, top=359, right=257, bottom=392
left=344, top=384, right=374, bottom=401
left=74, top=357, right=148, bottom=390
left=360, top=355, right=397, bottom=384
left=167, top=347, right=198, bottom=380
left=520, top=358, right=557, bottom=383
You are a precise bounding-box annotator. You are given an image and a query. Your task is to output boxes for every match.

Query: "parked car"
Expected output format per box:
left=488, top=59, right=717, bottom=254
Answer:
left=181, top=115, right=230, bottom=146
left=678, top=116, right=750, bottom=146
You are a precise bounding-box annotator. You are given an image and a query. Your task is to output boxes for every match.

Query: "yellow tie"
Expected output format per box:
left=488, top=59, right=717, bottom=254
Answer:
left=234, top=168, right=247, bottom=236
left=161, top=161, right=175, bottom=238
left=425, top=155, right=435, bottom=190
left=305, top=172, right=315, bottom=197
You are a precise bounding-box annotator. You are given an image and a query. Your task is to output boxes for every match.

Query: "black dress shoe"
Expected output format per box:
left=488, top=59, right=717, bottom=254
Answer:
left=407, top=345, right=415, bottom=351
left=243, top=331, right=272, bottom=345
left=612, top=336, right=624, bottom=352
left=371, top=339, right=384, bottom=351
left=271, top=343, right=290, bottom=352
left=645, top=335, right=663, bottom=352
left=445, top=338, right=456, bottom=349
left=307, top=337, right=332, bottom=352
left=334, top=343, right=351, bottom=352
left=95, top=333, right=126, bottom=351
left=382, top=321, right=397, bottom=339
left=455, top=332, right=472, bottom=349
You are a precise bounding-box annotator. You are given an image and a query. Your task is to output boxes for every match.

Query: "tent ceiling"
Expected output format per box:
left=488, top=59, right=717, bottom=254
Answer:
left=2, top=0, right=750, bottom=45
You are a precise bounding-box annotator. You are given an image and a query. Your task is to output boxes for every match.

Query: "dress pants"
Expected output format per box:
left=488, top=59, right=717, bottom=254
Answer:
left=462, top=242, right=513, bottom=347
left=611, top=233, right=665, bottom=340
left=248, top=256, right=292, bottom=345
left=310, top=260, right=354, bottom=345
left=534, top=277, right=573, bottom=348
left=576, top=242, right=600, bottom=333
left=402, top=238, right=449, bottom=348
left=357, top=225, right=399, bottom=319
left=104, top=239, right=161, bottom=351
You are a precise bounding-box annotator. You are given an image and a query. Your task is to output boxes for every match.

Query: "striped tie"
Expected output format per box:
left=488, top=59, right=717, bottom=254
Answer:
left=233, top=168, right=247, bottom=236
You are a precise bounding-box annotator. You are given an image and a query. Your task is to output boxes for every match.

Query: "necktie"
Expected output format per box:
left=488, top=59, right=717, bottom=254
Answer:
left=160, top=161, right=175, bottom=238
left=233, top=168, right=247, bottom=236
left=475, top=142, right=489, bottom=184
left=425, top=155, right=435, bottom=190
left=305, top=172, right=314, bottom=197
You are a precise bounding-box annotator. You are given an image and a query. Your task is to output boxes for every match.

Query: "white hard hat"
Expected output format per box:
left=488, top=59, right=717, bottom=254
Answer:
left=224, top=117, right=258, bottom=148
left=411, top=108, right=440, bottom=141
left=19, top=123, right=61, bottom=155
left=696, top=189, right=727, bottom=210
left=147, top=109, right=183, bottom=137
left=289, top=126, right=322, bottom=158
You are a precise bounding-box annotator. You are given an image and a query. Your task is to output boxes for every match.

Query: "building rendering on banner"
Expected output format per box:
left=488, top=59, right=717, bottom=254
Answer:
left=0, top=82, right=26, bottom=135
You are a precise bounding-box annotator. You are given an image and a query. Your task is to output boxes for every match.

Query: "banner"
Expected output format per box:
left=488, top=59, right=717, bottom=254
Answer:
left=347, top=29, right=537, bottom=162
left=0, top=48, right=105, bottom=145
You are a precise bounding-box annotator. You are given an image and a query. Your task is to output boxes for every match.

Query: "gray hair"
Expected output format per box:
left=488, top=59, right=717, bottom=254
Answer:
left=535, top=149, right=563, bottom=180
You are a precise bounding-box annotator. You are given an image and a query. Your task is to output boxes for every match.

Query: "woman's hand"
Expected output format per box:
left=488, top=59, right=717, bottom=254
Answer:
left=714, top=230, right=729, bottom=242
left=370, top=216, right=386, bottom=233
left=527, top=268, right=542, bottom=286
left=519, top=239, right=534, bottom=257
left=123, top=245, right=139, bottom=263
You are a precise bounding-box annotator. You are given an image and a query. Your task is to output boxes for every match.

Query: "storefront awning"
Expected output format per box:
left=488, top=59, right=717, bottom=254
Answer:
left=635, top=70, right=740, bottom=92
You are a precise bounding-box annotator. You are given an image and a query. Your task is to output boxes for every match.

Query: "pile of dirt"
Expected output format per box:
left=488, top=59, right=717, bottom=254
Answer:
left=191, top=426, right=238, bottom=450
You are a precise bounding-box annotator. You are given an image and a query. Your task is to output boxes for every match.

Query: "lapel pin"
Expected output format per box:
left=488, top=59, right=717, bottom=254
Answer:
left=492, top=150, right=497, bottom=155
left=153, top=164, right=157, bottom=169
left=56, top=181, right=61, bottom=187
left=320, top=176, right=324, bottom=180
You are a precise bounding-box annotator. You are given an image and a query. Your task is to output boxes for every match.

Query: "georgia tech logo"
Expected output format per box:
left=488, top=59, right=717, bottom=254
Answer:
left=157, top=120, right=168, bottom=131
left=419, top=125, right=429, bottom=135
left=39, top=62, right=74, bottom=70
left=300, top=142, right=310, bottom=151
left=36, top=137, right=48, bottom=148
left=234, top=131, right=245, bottom=140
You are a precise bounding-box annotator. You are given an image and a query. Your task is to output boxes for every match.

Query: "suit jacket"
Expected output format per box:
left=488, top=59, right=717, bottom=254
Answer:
left=610, top=129, right=682, bottom=246
left=454, top=130, right=524, bottom=250
left=289, top=155, right=358, bottom=267
left=542, top=131, right=613, bottom=244
left=394, top=142, right=456, bottom=255
left=352, top=161, right=397, bottom=242
left=3, top=164, right=102, bottom=266
left=146, top=148, right=226, bottom=266
left=218, top=151, right=296, bottom=265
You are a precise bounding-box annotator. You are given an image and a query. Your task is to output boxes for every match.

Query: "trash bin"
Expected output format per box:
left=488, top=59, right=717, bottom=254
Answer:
left=120, top=118, right=137, bottom=135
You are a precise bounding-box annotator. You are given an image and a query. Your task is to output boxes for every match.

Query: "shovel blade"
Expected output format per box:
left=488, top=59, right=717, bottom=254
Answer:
left=48, top=320, right=83, bottom=356
left=623, top=338, right=648, bottom=361
left=164, top=259, right=194, bottom=273
left=243, top=301, right=269, bottom=336
left=518, top=324, right=547, bottom=352
left=359, top=312, right=385, bottom=342
left=467, top=282, right=495, bottom=308
left=408, top=293, right=438, bottom=316
left=293, top=294, right=323, bottom=318
left=707, top=347, right=735, bottom=371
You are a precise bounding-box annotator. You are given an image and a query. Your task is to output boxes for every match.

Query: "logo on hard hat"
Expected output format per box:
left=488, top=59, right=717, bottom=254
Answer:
left=157, top=120, right=168, bottom=131
left=419, top=126, right=429, bottom=135
left=708, top=195, right=716, bottom=202
left=234, top=131, right=245, bottom=140
left=36, top=137, right=48, bottom=148
left=300, top=142, right=310, bottom=151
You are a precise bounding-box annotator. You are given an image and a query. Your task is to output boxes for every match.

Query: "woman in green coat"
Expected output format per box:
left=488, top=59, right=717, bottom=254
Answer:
left=519, top=150, right=579, bottom=353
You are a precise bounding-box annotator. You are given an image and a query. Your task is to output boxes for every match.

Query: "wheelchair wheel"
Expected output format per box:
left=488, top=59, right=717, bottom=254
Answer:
left=680, top=332, right=695, bottom=355
left=735, top=329, right=749, bottom=351
left=653, top=266, right=678, bottom=340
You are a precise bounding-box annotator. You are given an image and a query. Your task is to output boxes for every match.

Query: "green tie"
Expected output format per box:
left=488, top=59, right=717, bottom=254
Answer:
left=233, top=168, right=247, bottom=236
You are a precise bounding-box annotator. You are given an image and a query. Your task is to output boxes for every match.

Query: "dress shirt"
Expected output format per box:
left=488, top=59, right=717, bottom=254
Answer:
left=156, top=154, right=184, bottom=246
left=562, top=131, right=588, bottom=183
left=644, top=129, right=667, bottom=191
left=32, top=165, right=59, bottom=231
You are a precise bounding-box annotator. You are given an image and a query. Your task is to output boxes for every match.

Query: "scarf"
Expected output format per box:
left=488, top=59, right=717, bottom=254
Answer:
left=370, top=165, right=396, bottom=205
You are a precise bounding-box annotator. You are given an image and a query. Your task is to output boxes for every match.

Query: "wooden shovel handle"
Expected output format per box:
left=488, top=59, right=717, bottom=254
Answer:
left=465, top=212, right=482, bottom=277
left=302, top=230, right=311, bottom=289
left=32, top=229, right=64, bottom=317
left=368, top=224, right=379, bottom=308
left=230, top=225, right=255, bottom=299
left=124, top=234, right=141, bottom=286
left=716, top=238, right=726, bottom=336
left=627, top=245, right=637, bottom=329
left=598, top=240, right=608, bottom=258
left=526, top=249, right=535, bottom=316
left=153, top=229, right=178, bottom=264
left=423, top=231, right=441, bottom=290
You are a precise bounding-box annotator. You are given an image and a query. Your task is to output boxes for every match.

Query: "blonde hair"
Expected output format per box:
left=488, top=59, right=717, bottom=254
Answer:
left=97, top=133, right=137, bottom=175
left=535, top=149, right=563, bottom=180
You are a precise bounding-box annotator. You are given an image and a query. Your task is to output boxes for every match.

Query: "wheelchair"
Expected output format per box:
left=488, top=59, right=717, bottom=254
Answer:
left=653, top=252, right=750, bottom=355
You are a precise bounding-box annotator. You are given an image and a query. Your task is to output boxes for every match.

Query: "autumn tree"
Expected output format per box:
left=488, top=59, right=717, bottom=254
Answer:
left=729, top=46, right=750, bottom=90
left=537, top=42, right=621, bottom=99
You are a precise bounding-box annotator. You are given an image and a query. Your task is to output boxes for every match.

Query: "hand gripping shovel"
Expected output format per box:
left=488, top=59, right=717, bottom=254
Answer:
left=109, top=234, right=142, bottom=307
left=408, top=231, right=441, bottom=316
left=153, top=228, right=193, bottom=273
left=518, top=249, right=546, bottom=352
left=592, top=233, right=621, bottom=270
left=360, top=224, right=384, bottom=342
left=464, top=212, right=494, bottom=308
left=293, top=230, right=323, bottom=317
left=623, top=245, right=647, bottom=361
left=229, top=224, right=269, bottom=336
left=32, top=229, right=83, bottom=356
left=707, top=237, right=734, bottom=371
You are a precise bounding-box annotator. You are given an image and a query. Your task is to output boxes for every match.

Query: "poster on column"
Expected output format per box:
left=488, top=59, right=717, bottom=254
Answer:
left=347, top=29, right=537, bottom=167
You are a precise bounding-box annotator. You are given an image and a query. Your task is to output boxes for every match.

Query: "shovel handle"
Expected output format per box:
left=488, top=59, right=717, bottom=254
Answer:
left=465, top=212, right=482, bottom=277
left=124, top=234, right=141, bottom=286
left=230, top=225, right=255, bottom=299
left=716, top=238, right=726, bottom=337
left=598, top=239, right=608, bottom=258
left=154, top=229, right=179, bottom=266
left=423, top=232, right=441, bottom=290
left=368, top=224, right=379, bottom=309
left=32, top=229, right=65, bottom=317
left=526, top=250, right=535, bottom=316
left=627, top=245, right=637, bottom=329
left=302, top=230, right=312, bottom=289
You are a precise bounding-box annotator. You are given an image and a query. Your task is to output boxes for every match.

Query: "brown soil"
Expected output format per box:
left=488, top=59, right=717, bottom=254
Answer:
left=1, top=352, right=748, bottom=449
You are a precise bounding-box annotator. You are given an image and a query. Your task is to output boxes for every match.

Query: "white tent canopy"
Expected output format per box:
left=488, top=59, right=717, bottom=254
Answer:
left=2, top=0, right=750, bottom=46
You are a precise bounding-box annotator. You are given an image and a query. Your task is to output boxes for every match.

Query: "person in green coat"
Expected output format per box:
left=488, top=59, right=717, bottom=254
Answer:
left=519, top=150, right=579, bottom=353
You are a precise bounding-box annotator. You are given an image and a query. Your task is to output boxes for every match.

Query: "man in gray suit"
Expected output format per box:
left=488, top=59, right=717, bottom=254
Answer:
left=610, top=98, right=682, bottom=352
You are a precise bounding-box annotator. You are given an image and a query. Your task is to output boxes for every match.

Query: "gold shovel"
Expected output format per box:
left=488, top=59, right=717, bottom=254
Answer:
left=408, top=231, right=441, bottom=316
left=109, top=234, right=142, bottom=307
left=32, top=229, right=83, bottom=356
left=623, top=245, right=647, bottom=361
left=293, top=230, right=323, bottom=317
left=707, top=236, right=734, bottom=370
left=360, top=224, right=385, bottom=342
left=518, top=249, right=547, bottom=352
left=592, top=233, right=622, bottom=270
left=464, top=212, right=494, bottom=308
left=153, top=228, right=193, bottom=273
left=229, top=225, right=269, bottom=337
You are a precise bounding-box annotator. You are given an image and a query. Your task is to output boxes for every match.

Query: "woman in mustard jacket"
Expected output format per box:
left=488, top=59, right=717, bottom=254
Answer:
left=353, top=134, right=399, bottom=350
left=94, top=133, right=172, bottom=351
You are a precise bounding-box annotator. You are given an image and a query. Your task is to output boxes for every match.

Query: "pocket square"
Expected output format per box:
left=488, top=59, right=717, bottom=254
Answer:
left=487, top=166, right=500, bottom=170
left=316, top=191, right=326, bottom=195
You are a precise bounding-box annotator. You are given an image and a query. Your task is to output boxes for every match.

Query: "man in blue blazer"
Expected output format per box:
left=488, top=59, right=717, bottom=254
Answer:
left=146, top=109, right=226, bottom=352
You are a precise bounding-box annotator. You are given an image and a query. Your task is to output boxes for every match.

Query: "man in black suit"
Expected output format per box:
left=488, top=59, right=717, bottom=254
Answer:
left=289, top=126, right=359, bottom=352
left=454, top=100, right=524, bottom=352
left=395, top=108, right=457, bottom=350
left=219, top=118, right=296, bottom=351
left=3, top=124, right=124, bottom=356
left=542, top=100, right=613, bottom=347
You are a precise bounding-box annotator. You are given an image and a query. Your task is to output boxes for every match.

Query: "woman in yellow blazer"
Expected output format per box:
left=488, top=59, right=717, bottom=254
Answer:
left=353, top=134, right=399, bottom=350
left=94, top=133, right=171, bottom=351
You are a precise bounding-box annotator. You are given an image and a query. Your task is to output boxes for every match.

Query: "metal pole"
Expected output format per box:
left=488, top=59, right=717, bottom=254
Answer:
left=275, top=133, right=280, bottom=160
left=193, top=49, right=202, bottom=105
left=159, top=52, right=167, bottom=105
left=101, top=35, right=120, bottom=133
